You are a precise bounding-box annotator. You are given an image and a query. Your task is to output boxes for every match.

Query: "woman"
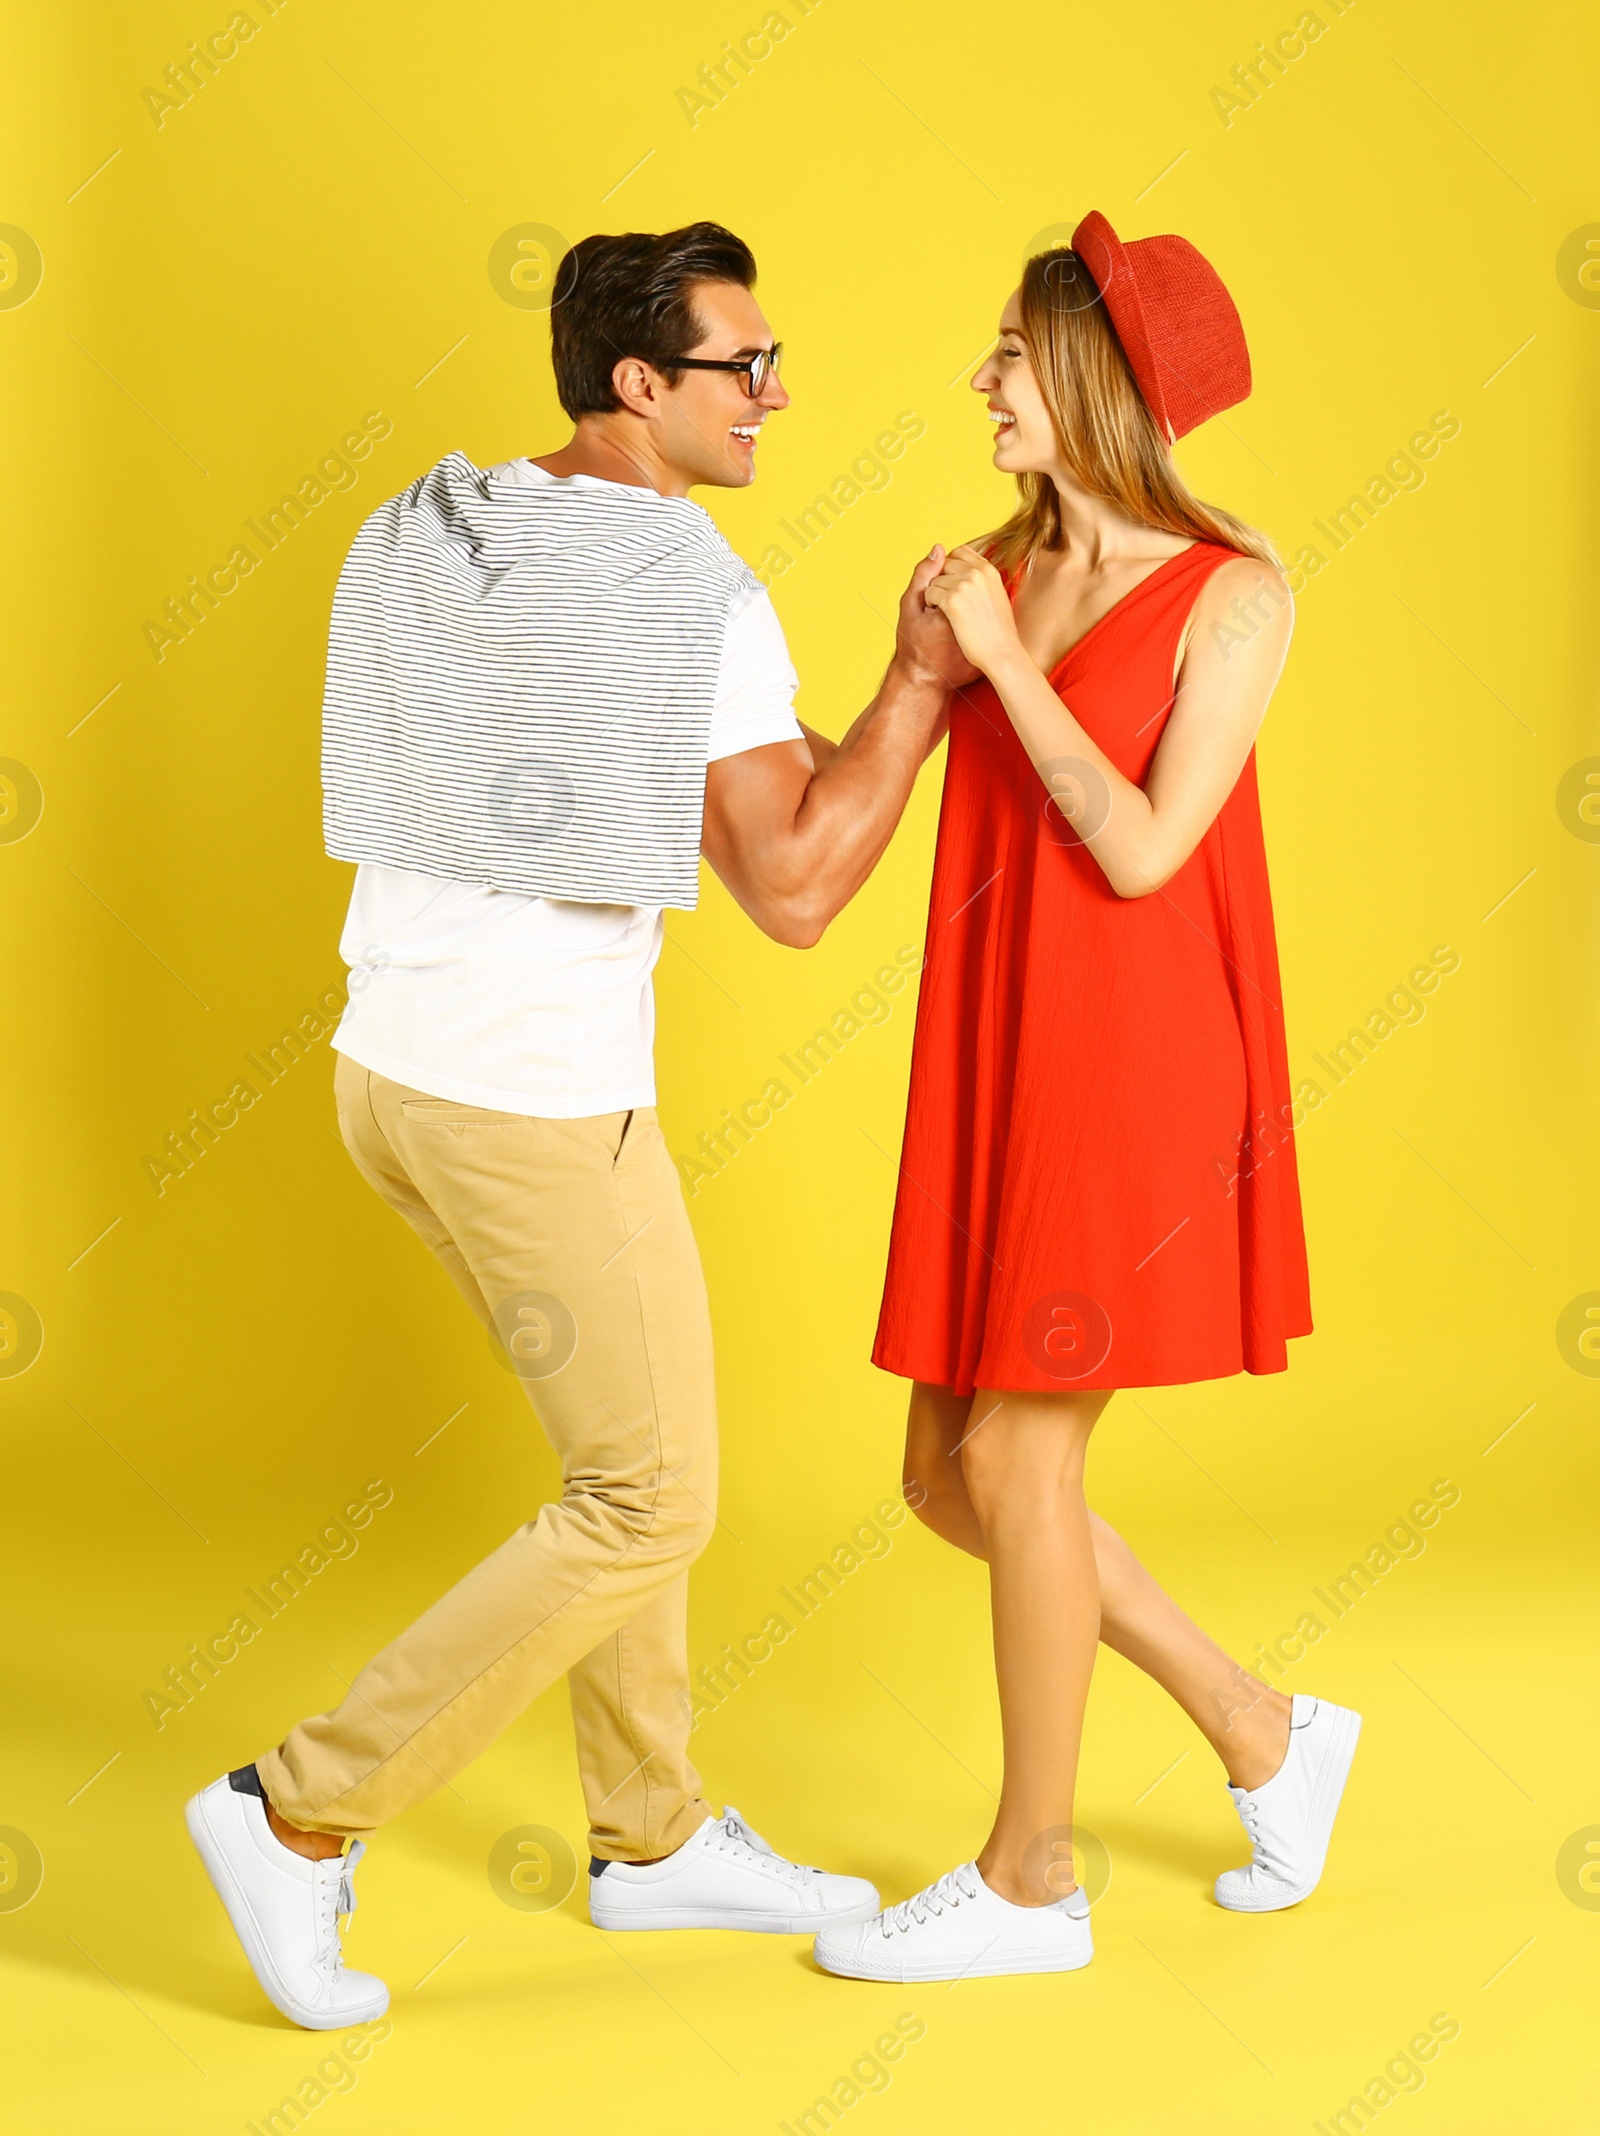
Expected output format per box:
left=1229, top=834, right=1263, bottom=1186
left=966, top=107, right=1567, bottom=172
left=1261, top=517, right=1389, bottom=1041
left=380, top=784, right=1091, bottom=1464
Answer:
left=814, top=214, right=1358, bottom=1983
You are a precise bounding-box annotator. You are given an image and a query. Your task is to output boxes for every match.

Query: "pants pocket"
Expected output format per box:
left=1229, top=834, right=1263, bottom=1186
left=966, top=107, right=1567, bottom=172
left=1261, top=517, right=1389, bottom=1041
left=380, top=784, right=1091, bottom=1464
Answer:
left=397, top=1095, right=531, bottom=1127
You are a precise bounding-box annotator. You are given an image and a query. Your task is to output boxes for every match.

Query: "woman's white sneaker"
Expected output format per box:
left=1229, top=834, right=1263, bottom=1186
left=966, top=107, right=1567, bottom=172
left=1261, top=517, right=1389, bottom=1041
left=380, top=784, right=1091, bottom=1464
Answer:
left=1215, top=1693, right=1362, bottom=1912
left=185, top=1770, right=388, bottom=2029
left=588, top=1806, right=878, bottom=1933
left=814, top=1862, right=1093, bottom=1982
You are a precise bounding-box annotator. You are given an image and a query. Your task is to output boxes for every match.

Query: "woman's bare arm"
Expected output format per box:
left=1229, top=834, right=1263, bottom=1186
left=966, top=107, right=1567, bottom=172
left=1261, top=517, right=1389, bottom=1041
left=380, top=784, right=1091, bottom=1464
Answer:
left=924, top=545, right=1294, bottom=898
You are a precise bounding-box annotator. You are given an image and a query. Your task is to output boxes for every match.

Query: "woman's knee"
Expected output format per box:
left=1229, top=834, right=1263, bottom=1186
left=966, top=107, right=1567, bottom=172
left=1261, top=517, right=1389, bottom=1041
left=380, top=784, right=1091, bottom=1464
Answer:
left=958, top=1392, right=1097, bottom=1512
left=957, top=1421, right=1014, bottom=1517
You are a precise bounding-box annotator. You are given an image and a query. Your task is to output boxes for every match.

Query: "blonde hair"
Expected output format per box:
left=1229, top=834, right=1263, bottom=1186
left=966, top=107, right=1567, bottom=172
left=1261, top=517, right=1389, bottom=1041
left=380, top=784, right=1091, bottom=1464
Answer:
left=984, top=247, right=1277, bottom=575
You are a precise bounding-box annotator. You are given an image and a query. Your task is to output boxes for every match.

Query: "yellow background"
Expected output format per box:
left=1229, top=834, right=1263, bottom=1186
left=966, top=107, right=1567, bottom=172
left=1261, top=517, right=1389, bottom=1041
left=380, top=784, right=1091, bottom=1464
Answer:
left=2, top=1, right=1595, bottom=2129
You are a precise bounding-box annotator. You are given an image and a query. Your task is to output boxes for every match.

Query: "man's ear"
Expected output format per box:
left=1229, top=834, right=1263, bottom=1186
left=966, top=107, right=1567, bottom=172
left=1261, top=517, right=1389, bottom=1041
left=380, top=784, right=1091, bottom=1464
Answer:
left=610, top=355, right=661, bottom=419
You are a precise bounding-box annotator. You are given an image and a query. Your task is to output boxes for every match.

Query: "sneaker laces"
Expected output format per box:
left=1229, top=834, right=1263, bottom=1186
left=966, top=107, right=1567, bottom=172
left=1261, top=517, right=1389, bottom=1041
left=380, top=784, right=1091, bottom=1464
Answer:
left=876, top=1863, right=981, bottom=1939
left=707, top=1809, right=819, bottom=1889
left=1233, top=1791, right=1294, bottom=1882
left=311, top=1839, right=364, bottom=1976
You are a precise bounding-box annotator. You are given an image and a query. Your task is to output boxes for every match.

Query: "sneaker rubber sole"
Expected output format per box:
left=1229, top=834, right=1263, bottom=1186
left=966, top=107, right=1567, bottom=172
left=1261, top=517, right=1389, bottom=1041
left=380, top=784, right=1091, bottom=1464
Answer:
left=813, top=1938, right=1093, bottom=1982
left=591, top=1893, right=881, bottom=1935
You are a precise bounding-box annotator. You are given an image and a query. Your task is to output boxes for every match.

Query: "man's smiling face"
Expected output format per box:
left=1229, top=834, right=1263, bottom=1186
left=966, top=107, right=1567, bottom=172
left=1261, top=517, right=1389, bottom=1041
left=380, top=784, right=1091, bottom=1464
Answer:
left=654, top=277, right=790, bottom=490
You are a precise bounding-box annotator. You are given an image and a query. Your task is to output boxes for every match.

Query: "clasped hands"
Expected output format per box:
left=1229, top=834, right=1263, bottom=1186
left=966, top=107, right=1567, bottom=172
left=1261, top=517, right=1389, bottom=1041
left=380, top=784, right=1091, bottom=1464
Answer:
left=892, top=544, right=1019, bottom=692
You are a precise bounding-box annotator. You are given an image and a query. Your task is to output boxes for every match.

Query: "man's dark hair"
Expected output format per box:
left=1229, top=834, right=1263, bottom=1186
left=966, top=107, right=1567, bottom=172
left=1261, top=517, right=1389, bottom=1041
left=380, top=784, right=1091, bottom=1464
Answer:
left=549, top=221, right=758, bottom=420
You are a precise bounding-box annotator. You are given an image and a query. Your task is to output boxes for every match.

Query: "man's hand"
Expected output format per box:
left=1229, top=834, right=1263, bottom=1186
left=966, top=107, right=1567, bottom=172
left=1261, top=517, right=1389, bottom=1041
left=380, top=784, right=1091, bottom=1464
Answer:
left=895, top=545, right=984, bottom=690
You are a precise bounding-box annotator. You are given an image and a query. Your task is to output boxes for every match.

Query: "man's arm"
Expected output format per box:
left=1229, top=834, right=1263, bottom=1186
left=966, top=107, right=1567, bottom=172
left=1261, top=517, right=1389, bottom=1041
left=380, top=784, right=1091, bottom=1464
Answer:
left=701, top=548, right=971, bottom=948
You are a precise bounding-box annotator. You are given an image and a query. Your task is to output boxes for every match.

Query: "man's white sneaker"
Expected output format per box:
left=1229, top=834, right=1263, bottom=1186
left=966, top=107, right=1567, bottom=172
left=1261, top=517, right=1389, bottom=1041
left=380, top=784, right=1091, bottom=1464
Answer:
left=814, top=1862, right=1093, bottom=1982
left=1215, top=1693, right=1362, bottom=1912
left=587, top=1805, right=878, bottom=1934
left=185, top=1770, right=388, bottom=2029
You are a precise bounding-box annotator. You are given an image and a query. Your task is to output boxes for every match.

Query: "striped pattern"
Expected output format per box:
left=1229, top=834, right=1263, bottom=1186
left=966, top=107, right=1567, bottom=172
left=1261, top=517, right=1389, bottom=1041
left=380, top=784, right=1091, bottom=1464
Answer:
left=322, top=452, right=761, bottom=910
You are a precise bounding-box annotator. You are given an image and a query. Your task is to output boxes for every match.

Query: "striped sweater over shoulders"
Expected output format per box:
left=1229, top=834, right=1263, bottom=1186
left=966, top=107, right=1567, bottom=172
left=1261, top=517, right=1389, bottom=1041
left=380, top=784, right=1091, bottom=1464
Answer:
left=322, top=451, right=762, bottom=912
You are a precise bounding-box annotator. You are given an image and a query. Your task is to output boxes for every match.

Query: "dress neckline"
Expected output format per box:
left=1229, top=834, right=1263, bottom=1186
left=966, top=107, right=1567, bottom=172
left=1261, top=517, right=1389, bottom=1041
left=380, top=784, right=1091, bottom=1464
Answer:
left=1004, top=541, right=1207, bottom=677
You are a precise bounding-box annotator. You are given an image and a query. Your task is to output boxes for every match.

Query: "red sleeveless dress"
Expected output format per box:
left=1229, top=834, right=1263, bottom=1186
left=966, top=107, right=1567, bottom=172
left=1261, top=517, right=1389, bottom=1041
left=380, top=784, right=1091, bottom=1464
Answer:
left=873, top=541, right=1312, bottom=1395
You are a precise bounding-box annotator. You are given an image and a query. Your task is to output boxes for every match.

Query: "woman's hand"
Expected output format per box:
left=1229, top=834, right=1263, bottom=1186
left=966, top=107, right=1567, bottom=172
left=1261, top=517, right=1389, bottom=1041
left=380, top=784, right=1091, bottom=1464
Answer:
left=922, top=544, right=1022, bottom=678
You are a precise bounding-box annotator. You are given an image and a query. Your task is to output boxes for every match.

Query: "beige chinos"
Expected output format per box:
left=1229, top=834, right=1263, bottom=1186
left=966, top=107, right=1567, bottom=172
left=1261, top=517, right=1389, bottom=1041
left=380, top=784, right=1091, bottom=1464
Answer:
left=256, top=1054, right=718, bottom=1859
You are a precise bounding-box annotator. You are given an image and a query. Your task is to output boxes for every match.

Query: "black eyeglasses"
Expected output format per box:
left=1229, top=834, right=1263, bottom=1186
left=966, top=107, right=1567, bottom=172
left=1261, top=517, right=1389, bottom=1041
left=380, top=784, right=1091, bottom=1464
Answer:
left=664, top=344, right=783, bottom=397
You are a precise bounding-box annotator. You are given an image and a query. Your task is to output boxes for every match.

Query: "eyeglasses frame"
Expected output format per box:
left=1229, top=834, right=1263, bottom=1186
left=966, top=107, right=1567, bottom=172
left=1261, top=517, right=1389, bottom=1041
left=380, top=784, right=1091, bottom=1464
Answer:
left=657, top=344, right=783, bottom=398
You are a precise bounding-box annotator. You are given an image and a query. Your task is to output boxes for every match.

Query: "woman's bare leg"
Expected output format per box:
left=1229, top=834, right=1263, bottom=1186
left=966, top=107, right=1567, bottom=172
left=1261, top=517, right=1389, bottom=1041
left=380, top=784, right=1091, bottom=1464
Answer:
left=947, top=1384, right=1106, bottom=1905
left=904, top=1380, right=1292, bottom=1794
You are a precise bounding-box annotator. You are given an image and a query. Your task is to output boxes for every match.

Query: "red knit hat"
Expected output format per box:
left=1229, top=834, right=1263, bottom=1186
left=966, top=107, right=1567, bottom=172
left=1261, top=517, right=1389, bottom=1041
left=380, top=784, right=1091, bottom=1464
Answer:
left=1067, top=211, right=1251, bottom=444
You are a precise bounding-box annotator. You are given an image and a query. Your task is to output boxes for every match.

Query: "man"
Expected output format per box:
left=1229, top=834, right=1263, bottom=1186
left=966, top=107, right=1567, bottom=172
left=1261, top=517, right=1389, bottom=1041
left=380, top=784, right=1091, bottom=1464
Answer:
left=185, top=222, right=964, bottom=2029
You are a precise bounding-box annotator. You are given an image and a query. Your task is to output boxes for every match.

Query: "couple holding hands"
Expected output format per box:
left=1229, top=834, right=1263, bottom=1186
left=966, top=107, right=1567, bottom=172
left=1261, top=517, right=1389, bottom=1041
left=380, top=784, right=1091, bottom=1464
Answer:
left=186, top=214, right=1357, bottom=2018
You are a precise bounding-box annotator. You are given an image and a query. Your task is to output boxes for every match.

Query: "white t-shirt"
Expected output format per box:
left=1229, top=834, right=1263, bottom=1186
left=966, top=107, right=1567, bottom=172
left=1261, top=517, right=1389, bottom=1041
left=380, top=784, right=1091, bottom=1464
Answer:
left=330, top=461, right=803, bottom=1117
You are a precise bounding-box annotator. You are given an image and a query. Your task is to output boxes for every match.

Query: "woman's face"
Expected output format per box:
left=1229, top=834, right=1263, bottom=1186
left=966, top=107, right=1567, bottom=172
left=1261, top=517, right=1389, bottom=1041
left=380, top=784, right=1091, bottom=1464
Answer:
left=972, top=292, right=1058, bottom=475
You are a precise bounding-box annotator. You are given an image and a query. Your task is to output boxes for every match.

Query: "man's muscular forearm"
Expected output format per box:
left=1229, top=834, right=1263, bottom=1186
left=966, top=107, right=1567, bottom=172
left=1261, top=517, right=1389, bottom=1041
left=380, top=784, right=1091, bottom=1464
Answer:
left=701, top=547, right=969, bottom=947
left=777, top=662, right=948, bottom=938
left=702, top=655, right=948, bottom=947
